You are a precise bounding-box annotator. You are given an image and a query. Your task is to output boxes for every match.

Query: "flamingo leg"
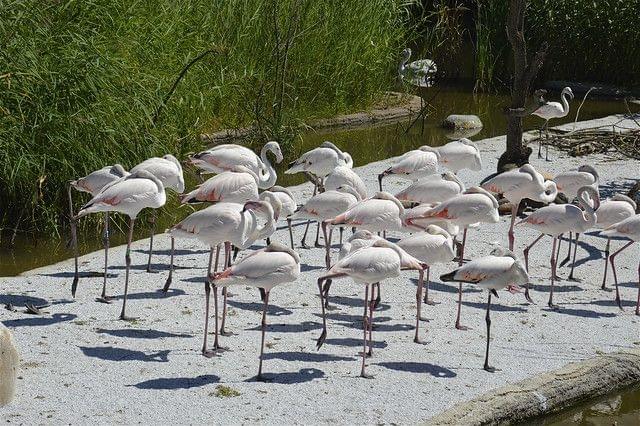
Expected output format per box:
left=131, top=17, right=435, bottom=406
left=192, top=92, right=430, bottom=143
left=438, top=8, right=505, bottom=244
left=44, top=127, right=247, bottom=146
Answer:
left=322, top=221, right=331, bottom=269
left=373, top=282, right=381, bottom=309
left=146, top=209, right=157, bottom=273
left=322, top=279, right=332, bottom=309
left=162, top=236, right=175, bottom=293
left=339, top=227, right=344, bottom=245
left=378, top=173, right=385, bottom=192
left=559, top=232, right=572, bottom=267
left=414, top=269, right=425, bottom=344
left=68, top=184, right=80, bottom=298
left=287, top=218, right=294, bottom=249
left=97, top=212, right=113, bottom=303
left=423, top=266, right=437, bottom=307
left=220, top=242, right=232, bottom=336
left=508, top=202, right=519, bottom=251
left=455, top=228, right=469, bottom=330
left=483, top=291, right=496, bottom=372
left=537, top=123, right=544, bottom=158
left=601, top=238, right=611, bottom=290
left=554, top=235, right=563, bottom=280
left=202, top=279, right=212, bottom=355
left=548, top=236, right=559, bottom=310
left=567, top=233, right=580, bottom=281
left=636, top=260, right=640, bottom=316
left=367, top=285, right=375, bottom=357
left=360, top=283, right=373, bottom=379
left=523, top=234, right=544, bottom=272
left=257, top=290, right=270, bottom=381
left=202, top=248, right=220, bottom=357
left=314, top=221, right=322, bottom=248
left=119, top=217, right=137, bottom=321
left=316, top=278, right=328, bottom=349
left=610, top=241, right=633, bottom=310
left=301, top=182, right=319, bottom=248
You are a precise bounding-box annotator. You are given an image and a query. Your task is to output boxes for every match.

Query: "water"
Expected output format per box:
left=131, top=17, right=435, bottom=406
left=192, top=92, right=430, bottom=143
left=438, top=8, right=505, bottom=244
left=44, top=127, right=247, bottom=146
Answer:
left=0, top=86, right=625, bottom=277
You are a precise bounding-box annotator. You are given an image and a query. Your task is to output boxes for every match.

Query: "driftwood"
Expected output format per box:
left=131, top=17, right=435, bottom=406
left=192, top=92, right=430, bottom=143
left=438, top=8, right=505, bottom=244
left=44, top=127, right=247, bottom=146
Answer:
left=530, top=127, right=640, bottom=159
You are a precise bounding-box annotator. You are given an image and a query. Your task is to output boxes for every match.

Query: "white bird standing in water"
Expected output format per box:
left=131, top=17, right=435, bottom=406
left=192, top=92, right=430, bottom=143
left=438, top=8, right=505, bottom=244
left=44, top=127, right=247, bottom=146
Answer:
left=76, top=170, right=166, bottom=320
left=440, top=247, right=528, bottom=372
left=208, top=243, right=300, bottom=380
left=531, top=86, right=573, bottom=160
left=398, top=48, right=437, bottom=88
left=130, top=154, right=185, bottom=273
left=69, top=164, right=128, bottom=301
left=316, top=239, right=426, bottom=378
left=436, top=138, right=482, bottom=173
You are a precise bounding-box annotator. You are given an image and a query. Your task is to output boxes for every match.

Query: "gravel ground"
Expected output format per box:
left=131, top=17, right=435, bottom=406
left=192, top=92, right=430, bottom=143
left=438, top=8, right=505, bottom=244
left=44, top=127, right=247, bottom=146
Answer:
left=2, top=115, right=640, bottom=424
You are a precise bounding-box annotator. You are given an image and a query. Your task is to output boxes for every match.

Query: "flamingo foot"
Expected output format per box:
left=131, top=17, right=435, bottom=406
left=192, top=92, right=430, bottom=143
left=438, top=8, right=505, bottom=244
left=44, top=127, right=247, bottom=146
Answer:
left=483, top=365, right=497, bottom=373
left=360, top=372, right=375, bottom=379
left=615, top=296, right=624, bottom=311
left=413, top=337, right=427, bottom=345
left=146, top=268, right=160, bottom=274
left=316, top=330, right=327, bottom=350
left=119, top=314, right=139, bottom=322
left=567, top=274, right=581, bottom=282
left=314, top=242, right=324, bottom=249
left=300, top=242, right=311, bottom=250
left=96, top=296, right=113, bottom=304
left=254, top=374, right=272, bottom=383
left=423, top=298, right=438, bottom=306
left=419, top=316, right=430, bottom=322
left=524, top=289, right=536, bottom=304
left=219, top=327, right=233, bottom=337
left=455, top=322, right=470, bottom=331
left=547, top=302, right=560, bottom=311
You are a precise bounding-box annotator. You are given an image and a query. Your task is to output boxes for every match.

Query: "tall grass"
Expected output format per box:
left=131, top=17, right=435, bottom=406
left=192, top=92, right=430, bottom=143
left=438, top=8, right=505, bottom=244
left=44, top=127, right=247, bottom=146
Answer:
left=0, top=0, right=409, bottom=236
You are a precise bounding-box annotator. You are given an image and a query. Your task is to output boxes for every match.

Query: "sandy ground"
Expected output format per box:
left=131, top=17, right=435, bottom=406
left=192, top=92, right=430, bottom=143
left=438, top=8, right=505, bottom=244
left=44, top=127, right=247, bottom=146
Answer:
left=2, top=115, right=640, bottom=424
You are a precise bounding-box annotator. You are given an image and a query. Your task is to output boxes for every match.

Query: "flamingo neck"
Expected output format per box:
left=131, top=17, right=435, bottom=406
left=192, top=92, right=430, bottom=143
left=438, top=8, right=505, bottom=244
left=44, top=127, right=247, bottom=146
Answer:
left=258, top=146, right=277, bottom=189
left=560, top=91, right=570, bottom=115
left=539, top=181, right=558, bottom=203
left=578, top=190, right=597, bottom=227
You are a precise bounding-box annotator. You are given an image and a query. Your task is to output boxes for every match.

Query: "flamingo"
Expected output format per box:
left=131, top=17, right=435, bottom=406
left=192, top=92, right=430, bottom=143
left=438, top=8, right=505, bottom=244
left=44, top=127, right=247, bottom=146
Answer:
left=518, top=186, right=600, bottom=308
left=406, top=187, right=500, bottom=329
left=531, top=86, right=574, bottom=160
left=180, top=166, right=259, bottom=205
left=398, top=48, right=437, bottom=88
left=553, top=165, right=599, bottom=266
left=262, top=186, right=297, bottom=249
left=130, top=154, right=185, bottom=273
left=596, top=194, right=637, bottom=290
left=378, top=147, right=439, bottom=191
left=440, top=247, right=528, bottom=372
left=0, top=323, right=19, bottom=406
left=436, top=138, right=482, bottom=173
left=76, top=170, right=166, bottom=320
left=208, top=243, right=300, bottom=380
left=481, top=164, right=558, bottom=252
left=315, top=238, right=426, bottom=378
left=324, top=166, right=367, bottom=200
left=289, top=185, right=361, bottom=249
left=68, top=164, right=128, bottom=301
left=397, top=225, right=456, bottom=305
left=602, top=214, right=640, bottom=314
left=189, top=141, right=283, bottom=189
left=395, top=172, right=464, bottom=205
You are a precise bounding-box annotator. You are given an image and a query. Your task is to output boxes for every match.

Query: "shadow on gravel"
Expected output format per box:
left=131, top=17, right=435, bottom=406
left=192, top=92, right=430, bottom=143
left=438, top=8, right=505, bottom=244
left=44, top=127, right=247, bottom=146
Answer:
left=97, top=328, right=193, bottom=339
left=591, top=298, right=637, bottom=308
left=111, top=289, right=186, bottom=300
left=327, top=295, right=391, bottom=311
left=263, top=351, right=355, bottom=362
left=529, top=283, right=582, bottom=293
left=427, top=281, right=482, bottom=294
left=79, top=346, right=170, bottom=362
left=301, top=263, right=325, bottom=273
left=39, top=271, right=118, bottom=279
left=1, top=294, right=52, bottom=307
left=324, top=337, right=388, bottom=349
left=227, top=300, right=293, bottom=316
left=246, top=321, right=321, bottom=333
left=110, top=262, right=172, bottom=272
left=377, top=361, right=456, bottom=378
left=542, top=306, right=617, bottom=318
left=133, top=248, right=210, bottom=256
left=131, top=374, right=219, bottom=390
left=461, top=301, right=527, bottom=312
left=2, top=313, right=77, bottom=328
left=249, top=368, right=324, bottom=384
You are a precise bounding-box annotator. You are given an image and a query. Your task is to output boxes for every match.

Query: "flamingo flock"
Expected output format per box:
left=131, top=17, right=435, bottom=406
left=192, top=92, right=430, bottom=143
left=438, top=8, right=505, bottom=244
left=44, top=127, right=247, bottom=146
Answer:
left=51, top=131, right=640, bottom=380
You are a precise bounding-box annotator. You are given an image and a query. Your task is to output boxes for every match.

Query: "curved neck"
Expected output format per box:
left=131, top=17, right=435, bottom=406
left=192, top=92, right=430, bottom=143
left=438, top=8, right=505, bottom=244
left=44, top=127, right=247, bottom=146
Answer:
left=539, top=181, right=558, bottom=203
left=577, top=190, right=597, bottom=226
left=258, top=146, right=277, bottom=189
left=255, top=205, right=276, bottom=239
left=560, top=91, right=570, bottom=114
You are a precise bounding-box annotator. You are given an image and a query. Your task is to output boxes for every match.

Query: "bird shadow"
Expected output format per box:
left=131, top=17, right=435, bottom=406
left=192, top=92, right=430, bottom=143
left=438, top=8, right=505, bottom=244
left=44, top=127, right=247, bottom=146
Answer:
left=227, top=300, right=293, bottom=316
left=79, top=346, right=170, bottom=362
left=111, top=289, right=186, bottom=300
left=461, top=301, right=527, bottom=312
left=133, top=248, right=210, bottom=256
left=327, top=295, right=391, bottom=312
left=529, top=283, right=582, bottom=293
left=131, top=374, right=219, bottom=390
left=2, top=313, right=77, bottom=328
left=424, top=281, right=483, bottom=294
left=38, top=271, right=118, bottom=279
left=96, top=328, right=193, bottom=339
left=591, top=298, right=637, bottom=308
left=110, top=263, right=172, bottom=272
left=377, top=361, right=457, bottom=378
left=301, top=263, right=325, bottom=273
left=598, top=179, right=636, bottom=199
left=318, top=312, right=392, bottom=324
left=566, top=239, right=604, bottom=268
left=248, top=368, right=325, bottom=384
left=542, top=306, right=617, bottom=318
left=263, top=351, right=355, bottom=362
left=324, top=337, right=388, bottom=349
left=1, top=294, right=52, bottom=307
left=246, top=321, right=321, bottom=333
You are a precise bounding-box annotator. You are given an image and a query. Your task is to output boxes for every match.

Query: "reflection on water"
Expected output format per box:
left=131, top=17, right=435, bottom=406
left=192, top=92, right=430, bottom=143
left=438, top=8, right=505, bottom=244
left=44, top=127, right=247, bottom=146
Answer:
left=0, top=86, right=628, bottom=276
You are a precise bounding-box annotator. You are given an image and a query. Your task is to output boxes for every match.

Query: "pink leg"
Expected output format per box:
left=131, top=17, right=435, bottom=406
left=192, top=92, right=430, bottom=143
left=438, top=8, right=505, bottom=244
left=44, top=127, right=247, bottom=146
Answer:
left=455, top=229, right=469, bottom=330
left=414, top=269, right=425, bottom=344
left=548, top=236, right=559, bottom=310
left=567, top=233, right=580, bottom=281
left=508, top=202, right=519, bottom=251
left=360, top=284, right=373, bottom=378
left=220, top=242, right=232, bottom=336
left=423, top=266, right=437, bottom=306
left=636, top=261, right=640, bottom=316
left=257, top=290, right=270, bottom=381
left=523, top=234, right=544, bottom=272
left=610, top=241, right=634, bottom=310
left=601, top=238, right=610, bottom=290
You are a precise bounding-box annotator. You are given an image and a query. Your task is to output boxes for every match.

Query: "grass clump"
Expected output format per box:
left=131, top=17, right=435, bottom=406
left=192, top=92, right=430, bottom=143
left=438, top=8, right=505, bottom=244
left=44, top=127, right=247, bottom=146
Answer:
left=212, top=385, right=241, bottom=398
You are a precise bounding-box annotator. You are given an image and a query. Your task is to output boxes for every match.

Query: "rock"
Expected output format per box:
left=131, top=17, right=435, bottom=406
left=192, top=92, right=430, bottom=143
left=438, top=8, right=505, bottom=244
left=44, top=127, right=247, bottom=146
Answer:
left=442, top=114, right=483, bottom=130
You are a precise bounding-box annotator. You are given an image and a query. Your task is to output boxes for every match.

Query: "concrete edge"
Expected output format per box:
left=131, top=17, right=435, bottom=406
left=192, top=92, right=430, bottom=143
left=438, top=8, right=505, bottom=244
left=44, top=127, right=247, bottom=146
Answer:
left=200, top=92, right=423, bottom=143
left=426, top=347, right=640, bottom=425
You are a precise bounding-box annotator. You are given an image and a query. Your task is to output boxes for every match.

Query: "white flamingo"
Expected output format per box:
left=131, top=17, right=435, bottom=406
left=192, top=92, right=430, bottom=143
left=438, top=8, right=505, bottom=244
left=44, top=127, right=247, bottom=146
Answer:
left=76, top=170, right=166, bottom=320
left=602, top=214, right=640, bottom=314
left=406, top=187, right=500, bottom=329
left=436, top=138, right=482, bottom=173
left=261, top=186, right=297, bottom=249
left=398, top=225, right=456, bottom=305
left=68, top=164, right=128, bottom=301
left=180, top=166, right=259, bottom=204
left=0, top=323, right=19, bottom=406
left=440, top=247, right=528, bottom=372
left=482, top=164, right=558, bottom=252
left=395, top=172, right=464, bottom=205
left=518, top=186, right=600, bottom=308
left=324, top=166, right=367, bottom=200
left=398, top=48, right=437, bottom=87
left=208, top=243, right=300, bottom=380
left=315, top=239, right=426, bottom=378
left=378, top=147, right=439, bottom=191
left=130, top=154, right=185, bottom=273
left=596, top=194, right=637, bottom=290
left=189, top=141, right=283, bottom=189
left=285, top=141, right=353, bottom=181
left=531, top=86, right=574, bottom=160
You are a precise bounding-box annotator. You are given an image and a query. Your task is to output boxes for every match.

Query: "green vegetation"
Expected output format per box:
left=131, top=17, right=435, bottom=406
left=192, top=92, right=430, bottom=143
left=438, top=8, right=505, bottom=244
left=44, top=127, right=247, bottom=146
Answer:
left=0, top=0, right=410, bottom=235
left=211, top=385, right=241, bottom=398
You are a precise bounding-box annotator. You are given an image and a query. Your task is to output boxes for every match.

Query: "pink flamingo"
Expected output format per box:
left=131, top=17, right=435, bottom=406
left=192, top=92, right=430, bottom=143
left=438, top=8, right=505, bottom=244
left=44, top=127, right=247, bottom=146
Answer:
left=315, top=239, right=426, bottom=378
left=378, top=147, right=439, bottom=191
left=76, top=170, right=166, bottom=320
left=262, top=186, right=297, bottom=248
left=395, top=172, right=464, bottom=205
left=436, top=138, right=482, bottom=173
left=209, top=243, right=300, bottom=380
left=531, top=86, right=573, bottom=160
left=180, top=166, right=259, bottom=204
left=324, top=166, right=367, bottom=200
left=517, top=186, right=599, bottom=309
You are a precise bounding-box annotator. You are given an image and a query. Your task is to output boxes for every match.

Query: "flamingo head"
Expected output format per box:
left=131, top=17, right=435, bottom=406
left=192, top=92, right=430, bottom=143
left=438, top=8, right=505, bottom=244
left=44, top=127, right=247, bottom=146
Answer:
left=562, top=86, right=574, bottom=100
left=265, top=141, right=284, bottom=163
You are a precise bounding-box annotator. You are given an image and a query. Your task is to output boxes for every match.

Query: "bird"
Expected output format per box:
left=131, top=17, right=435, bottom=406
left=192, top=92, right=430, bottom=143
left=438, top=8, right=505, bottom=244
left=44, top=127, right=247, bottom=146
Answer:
left=481, top=164, right=558, bottom=252
left=601, top=214, right=640, bottom=314
left=395, top=172, right=464, bottom=205
left=208, top=243, right=300, bottom=380
left=289, top=185, right=361, bottom=249
left=130, top=154, right=185, bottom=273
left=436, top=138, right=482, bottom=173
left=596, top=194, right=637, bottom=290
left=180, top=166, right=259, bottom=205
left=0, top=323, right=19, bottom=406
left=189, top=141, right=283, bottom=189
left=324, top=166, right=367, bottom=200
left=378, top=147, right=439, bottom=191
left=531, top=86, right=574, bottom=160
left=315, top=238, right=426, bottom=378
left=262, top=186, right=297, bottom=249
left=518, top=186, right=600, bottom=308
left=398, top=48, right=437, bottom=88
left=440, top=247, right=529, bottom=372
left=397, top=225, right=456, bottom=305
left=68, top=164, right=128, bottom=302
left=407, top=187, right=500, bottom=329
left=285, top=141, right=353, bottom=182
left=76, top=170, right=166, bottom=320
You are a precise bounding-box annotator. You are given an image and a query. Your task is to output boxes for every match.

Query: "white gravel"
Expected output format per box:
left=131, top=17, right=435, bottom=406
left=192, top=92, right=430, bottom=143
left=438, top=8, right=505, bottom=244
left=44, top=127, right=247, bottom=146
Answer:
left=3, top=115, right=640, bottom=424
